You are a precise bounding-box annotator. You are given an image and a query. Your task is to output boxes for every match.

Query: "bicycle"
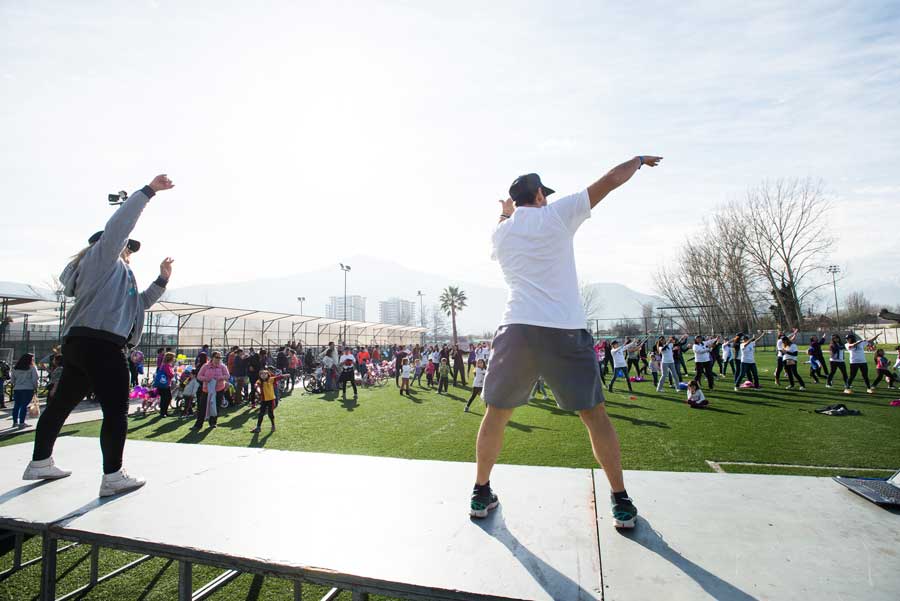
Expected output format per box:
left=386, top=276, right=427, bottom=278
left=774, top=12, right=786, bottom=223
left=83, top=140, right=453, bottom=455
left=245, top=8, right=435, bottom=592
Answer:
left=302, top=369, right=327, bottom=394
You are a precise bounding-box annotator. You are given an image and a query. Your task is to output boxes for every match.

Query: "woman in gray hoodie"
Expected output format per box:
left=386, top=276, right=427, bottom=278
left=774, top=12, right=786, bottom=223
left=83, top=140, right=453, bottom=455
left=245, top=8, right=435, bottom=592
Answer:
left=23, top=174, right=175, bottom=498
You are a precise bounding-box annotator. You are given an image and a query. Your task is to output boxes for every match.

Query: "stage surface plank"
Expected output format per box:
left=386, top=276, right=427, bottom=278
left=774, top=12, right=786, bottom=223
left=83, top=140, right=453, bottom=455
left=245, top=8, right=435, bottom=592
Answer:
left=0, top=438, right=601, bottom=600
left=595, top=469, right=900, bottom=601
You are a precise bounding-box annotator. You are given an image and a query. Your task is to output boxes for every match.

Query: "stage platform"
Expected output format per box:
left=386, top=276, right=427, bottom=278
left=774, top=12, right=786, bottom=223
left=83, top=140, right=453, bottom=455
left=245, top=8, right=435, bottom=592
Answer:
left=0, top=438, right=898, bottom=601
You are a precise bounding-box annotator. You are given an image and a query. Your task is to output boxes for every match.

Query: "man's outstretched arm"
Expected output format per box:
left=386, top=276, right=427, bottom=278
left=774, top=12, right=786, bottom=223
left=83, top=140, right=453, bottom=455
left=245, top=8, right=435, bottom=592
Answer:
left=587, top=156, right=662, bottom=208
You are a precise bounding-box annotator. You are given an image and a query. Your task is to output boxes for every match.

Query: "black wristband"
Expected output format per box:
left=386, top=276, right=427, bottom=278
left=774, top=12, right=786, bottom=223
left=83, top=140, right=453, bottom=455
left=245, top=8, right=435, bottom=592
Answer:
left=153, top=276, right=168, bottom=288
left=141, top=185, right=156, bottom=198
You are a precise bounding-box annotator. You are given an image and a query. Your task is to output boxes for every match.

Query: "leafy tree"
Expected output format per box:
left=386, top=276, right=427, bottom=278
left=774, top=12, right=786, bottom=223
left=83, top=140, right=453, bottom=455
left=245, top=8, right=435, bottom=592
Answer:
left=439, top=286, right=468, bottom=346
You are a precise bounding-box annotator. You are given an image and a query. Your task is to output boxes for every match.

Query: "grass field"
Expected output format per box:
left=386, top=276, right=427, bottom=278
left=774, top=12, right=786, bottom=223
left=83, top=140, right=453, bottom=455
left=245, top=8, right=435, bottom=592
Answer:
left=1, top=350, right=898, bottom=600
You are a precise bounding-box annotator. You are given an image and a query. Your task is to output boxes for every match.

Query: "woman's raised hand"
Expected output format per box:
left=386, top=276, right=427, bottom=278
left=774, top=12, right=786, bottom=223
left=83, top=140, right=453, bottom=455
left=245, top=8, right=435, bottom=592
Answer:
left=159, top=257, right=175, bottom=280
left=149, top=174, right=175, bottom=192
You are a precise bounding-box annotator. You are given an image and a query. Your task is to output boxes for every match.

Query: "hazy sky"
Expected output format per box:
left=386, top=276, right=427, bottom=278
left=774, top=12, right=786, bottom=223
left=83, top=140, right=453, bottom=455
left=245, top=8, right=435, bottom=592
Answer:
left=3, top=1, right=899, bottom=312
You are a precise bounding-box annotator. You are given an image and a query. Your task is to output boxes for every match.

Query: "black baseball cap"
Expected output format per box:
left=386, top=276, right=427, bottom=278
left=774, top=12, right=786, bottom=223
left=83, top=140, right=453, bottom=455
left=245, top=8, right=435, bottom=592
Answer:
left=88, top=231, right=141, bottom=253
left=509, top=173, right=555, bottom=204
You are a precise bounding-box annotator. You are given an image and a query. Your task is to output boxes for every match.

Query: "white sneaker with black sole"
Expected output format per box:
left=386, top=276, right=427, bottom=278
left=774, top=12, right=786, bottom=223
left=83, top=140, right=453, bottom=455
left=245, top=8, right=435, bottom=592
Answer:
left=23, top=457, right=72, bottom=481
left=99, top=469, right=146, bottom=497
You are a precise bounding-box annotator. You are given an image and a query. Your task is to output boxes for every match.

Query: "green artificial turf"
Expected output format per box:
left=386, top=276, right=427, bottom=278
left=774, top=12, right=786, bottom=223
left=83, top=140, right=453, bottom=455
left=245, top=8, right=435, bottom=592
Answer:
left=1, top=350, right=898, bottom=600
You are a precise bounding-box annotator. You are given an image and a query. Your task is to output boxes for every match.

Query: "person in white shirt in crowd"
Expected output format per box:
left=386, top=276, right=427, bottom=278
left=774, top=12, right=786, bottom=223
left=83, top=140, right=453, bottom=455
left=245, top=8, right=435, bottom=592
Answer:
left=608, top=338, right=642, bottom=393
left=845, top=332, right=880, bottom=394
left=780, top=335, right=806, bottom=390
left=465, top=359, right=488, bottom=413
left=471, top=155, right=662, bottom=529
left=734, top=331, right=765, bottom=390
left=655, top=336, right=681, bottom=392
left=773, top=328, right=798, bottom=386
left=338, top=348, right=358, bottom=399
left=825, top=334, right=848, bottom=389
left=691, top=335, right=719, bottom=389
left=720, top=337, right=735, bottom=376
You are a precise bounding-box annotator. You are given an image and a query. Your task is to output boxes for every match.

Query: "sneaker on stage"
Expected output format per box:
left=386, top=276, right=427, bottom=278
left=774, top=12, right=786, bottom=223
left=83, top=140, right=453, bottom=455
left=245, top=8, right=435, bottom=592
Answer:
left=23, top=457, right=72, bottom=481
left=99, top=469, right=146, bottom=497
left=611, top=494, right=638, bottom=529
left=470, top=484, right=499, bottom=518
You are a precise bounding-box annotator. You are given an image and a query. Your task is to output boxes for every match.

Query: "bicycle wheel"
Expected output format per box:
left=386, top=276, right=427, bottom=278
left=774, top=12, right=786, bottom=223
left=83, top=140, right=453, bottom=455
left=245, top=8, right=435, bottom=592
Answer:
left=302, top=374, right=318, bottom=393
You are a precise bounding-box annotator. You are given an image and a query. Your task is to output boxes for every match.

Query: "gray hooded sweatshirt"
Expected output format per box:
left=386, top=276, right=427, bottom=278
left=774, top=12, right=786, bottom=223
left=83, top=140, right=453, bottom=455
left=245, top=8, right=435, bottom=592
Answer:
left=60, top=186, right=167, bottom=348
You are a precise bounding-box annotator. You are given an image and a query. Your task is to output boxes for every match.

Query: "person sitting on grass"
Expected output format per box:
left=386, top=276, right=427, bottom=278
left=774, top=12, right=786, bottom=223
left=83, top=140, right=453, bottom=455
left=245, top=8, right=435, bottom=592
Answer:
left=686, top=380, right=708, bottom=408
left=251, top=369, right=285, bottom=433
left=465, top=359, right=487, bottom=412
left=437, top=357, right=450, bottom=394
left=399, top=358, right=412, bottom=396
left=734, top=331, right=765, bottom=390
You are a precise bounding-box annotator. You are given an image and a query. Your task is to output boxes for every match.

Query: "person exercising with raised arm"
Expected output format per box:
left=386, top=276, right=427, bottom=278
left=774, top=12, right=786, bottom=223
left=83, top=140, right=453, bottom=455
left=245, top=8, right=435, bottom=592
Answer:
left=472, top=155, right=662, bottom=528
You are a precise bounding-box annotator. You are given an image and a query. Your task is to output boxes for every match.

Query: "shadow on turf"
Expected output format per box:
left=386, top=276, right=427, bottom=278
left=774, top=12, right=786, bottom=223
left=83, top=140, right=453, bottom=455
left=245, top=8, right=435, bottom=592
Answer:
left=136, top=559, right=174, bottom=601
left=619, top=518, right=760, bottom=601
left=607, top=413, right=670, bottom=428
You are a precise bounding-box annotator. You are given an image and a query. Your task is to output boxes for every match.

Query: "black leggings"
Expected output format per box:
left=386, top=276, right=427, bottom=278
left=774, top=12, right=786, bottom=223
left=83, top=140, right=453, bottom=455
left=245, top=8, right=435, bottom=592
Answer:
left=872, top=368, right=896, bottom=388
left=827, top=362, right=848, bottom=387
left=340, top=370, right=357, bottom=395
left=774, top=355, right=784, bottom=381
left=694, top=361, right=715, bottom=389
left=256, top=400, right=275, bottom=428
left=194, top=389, right=223, bottom=428
left=33, top=336, right=129, bottom=474
left=848, top=363, right=871, bottom=388
left=626, top=358, right=640, bottom=377
left=721, top=357, right=736, bottom=375
left=158, top=386, right=172, bottom=416
left=465, top=386, right=483, bottom=409
left=784, top=362, right=805, bottom=387
left=129, top=362, right=139, bottom=387
left=608, top=367, right=632, bottom=392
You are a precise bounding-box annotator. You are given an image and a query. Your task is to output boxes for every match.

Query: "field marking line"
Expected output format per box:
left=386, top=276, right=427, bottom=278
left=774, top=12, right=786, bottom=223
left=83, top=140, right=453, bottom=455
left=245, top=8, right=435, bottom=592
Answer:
left=707, top=460, right=895, bottom=473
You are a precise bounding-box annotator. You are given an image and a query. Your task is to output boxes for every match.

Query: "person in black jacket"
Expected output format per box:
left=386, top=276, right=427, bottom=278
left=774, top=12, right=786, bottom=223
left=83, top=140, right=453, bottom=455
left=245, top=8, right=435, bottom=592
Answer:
left=247, top=349, right=261, bottom=405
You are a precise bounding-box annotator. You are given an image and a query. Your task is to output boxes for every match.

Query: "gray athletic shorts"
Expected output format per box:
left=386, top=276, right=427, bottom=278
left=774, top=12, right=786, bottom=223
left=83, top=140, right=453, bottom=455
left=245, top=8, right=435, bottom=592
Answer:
left=482, top=324, right=605, bottom=412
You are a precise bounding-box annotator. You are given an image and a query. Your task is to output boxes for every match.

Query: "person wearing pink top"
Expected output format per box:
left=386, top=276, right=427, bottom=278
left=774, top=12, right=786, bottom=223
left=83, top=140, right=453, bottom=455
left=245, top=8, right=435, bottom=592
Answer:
left=193, top=351, right=230, bottom=429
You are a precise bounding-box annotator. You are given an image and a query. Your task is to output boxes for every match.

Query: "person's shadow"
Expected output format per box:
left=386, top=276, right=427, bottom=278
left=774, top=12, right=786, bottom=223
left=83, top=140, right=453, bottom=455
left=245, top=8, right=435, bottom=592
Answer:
left=471, top=507, right=601, bottom=600
left=617, top=518, right=760, bottom=600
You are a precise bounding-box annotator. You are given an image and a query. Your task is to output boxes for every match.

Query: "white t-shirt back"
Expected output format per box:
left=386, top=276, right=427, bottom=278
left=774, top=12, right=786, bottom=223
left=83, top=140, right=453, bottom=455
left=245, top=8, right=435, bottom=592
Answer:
left=473, top=367, right=486, bottom=387
left=492, top=190, right=591, bottom=329
left=659, top=343, right=674, bottom=363
left=740, top=342, right=756, bottom=364
left=611, top=346, right=627, bottom=368
left=846, top=342, right=867, bottom=364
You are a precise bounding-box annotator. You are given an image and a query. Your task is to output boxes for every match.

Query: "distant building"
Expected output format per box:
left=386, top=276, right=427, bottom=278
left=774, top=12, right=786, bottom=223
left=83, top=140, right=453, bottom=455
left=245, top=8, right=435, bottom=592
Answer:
left=379, top=298, right=417, bottom=326
left=326, top=295, right=366, bottom=321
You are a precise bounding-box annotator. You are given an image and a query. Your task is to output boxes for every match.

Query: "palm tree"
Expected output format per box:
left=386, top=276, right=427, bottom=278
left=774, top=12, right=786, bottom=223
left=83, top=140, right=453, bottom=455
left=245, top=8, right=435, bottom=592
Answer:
left=439, top=286, right=468, bottom=346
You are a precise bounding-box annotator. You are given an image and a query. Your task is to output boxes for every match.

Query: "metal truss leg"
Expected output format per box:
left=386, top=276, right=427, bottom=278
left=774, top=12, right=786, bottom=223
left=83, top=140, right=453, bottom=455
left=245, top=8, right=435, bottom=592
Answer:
left=178, top=561, right=193, bottom=601
left=40, top=533, right=57, bottom=601
left=351, top=591, right=370, bottom=601
left=293, top=581, right=302, bottom=601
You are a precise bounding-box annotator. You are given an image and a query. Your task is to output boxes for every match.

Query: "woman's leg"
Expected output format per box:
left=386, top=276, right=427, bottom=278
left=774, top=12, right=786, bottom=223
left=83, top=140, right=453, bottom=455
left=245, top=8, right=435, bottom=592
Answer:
left=12, top=390, right=30, bottom=424
left=465, top=388, right=478, bottom=409
left=608, top=368, right=619, bottom=391
left=837, top=363, right=848, bottom=388
left=193, top=390, right=207, bottom=428
left=785, top=364, right=795, bottom=387
left=652, top=372, right=659, bottom=387
left=733, top=360, right=744, bottom=386
left=848, top=364, right=859, bottom=387
left=704, top=362, right=716, bottom=389
left=351, top=376, right=358, bottom=396
left=256, top=403, right=266, bottom=429
left=32, top=341, right=92, bottom=461
left=89, top=345, right=132, bottom=474
left=860, top=364, right=872, bottom=388
left=774, top=356, right=784, bottom=384
left=793, top=365, right=805, bottom=387
left=749, top=364, right=759, bottom=387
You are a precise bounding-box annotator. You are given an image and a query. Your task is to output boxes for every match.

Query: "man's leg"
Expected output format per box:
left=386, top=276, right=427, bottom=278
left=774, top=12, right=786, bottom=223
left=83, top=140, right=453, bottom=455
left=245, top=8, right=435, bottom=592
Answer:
left=578, top=404, right=625, bottom=492
left=475, top=405, right=514, bottom=485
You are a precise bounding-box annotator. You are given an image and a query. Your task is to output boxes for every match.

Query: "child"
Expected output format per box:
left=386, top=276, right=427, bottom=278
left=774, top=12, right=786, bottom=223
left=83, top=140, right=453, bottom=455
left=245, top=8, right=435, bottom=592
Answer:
left=252, top=369, right=286, bottom=433
left=425, top=358, right=436, bottom=388
left=155, top=352, right=176, bottom=417
left=531, top=376, right=549, bottom=399
left=437, top=358, right=450, bottom=394
left=894, top=346, right=900, bottom=381
left=399, top=358, right=412, bottom=396
left=465, top=359, right=487, bottom=412
left=182, top=372, right=199, bottom=416
left=413, top=358, right=424, bottom=387
left=649, top=350, right=661, bottom=389
left=872, top=348, right=897, bottom=389
left=48, top=355, right=64, bottom=403
left=686, top=380, right=708, bottom=408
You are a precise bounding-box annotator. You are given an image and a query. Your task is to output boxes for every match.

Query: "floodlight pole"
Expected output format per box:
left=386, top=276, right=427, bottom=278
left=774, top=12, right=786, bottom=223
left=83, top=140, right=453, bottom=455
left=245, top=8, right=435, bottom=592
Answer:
left=339, top=264, right=351, bottom=345
left=417, top=290, right=426, bottom=345
left=827, top=265, right=841, bottom=327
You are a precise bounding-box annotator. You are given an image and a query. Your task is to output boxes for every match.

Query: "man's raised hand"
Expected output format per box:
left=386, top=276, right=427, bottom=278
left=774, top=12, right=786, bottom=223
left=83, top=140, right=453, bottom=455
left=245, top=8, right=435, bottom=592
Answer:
left=149, top=174, right=175, bottom=193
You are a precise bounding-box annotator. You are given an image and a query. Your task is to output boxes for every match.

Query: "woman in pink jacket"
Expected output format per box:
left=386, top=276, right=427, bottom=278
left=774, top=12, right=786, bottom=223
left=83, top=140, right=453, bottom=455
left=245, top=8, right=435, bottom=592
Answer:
left=192, top=351, right=230, bottom=430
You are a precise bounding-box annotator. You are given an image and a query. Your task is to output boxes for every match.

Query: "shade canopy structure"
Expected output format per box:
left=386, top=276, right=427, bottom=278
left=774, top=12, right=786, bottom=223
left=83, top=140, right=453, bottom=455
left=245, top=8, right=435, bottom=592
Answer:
left=0, top=281, right=63, bottom=325
left=140, top=300, right=426, bottom=348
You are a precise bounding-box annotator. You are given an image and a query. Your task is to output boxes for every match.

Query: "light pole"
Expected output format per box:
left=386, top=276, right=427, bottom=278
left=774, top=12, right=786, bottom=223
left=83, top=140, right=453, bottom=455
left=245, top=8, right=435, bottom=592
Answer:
left=827, top=265, right=841, bottom=326
left=417, top=290, right=426, bottom=346
left=339, top=264, right=351, bottom=345
left=296, top=296, right=305, bottom=315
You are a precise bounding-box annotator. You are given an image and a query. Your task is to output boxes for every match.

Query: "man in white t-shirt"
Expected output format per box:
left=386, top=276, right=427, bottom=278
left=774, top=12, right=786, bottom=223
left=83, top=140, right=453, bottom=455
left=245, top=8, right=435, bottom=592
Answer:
left=470, top=155, right=663, bottom=529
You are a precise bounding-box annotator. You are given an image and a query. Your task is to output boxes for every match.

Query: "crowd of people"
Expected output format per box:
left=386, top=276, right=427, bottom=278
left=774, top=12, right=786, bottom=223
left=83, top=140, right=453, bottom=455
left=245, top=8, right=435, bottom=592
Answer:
left=590, top=329, right=899, bottom=407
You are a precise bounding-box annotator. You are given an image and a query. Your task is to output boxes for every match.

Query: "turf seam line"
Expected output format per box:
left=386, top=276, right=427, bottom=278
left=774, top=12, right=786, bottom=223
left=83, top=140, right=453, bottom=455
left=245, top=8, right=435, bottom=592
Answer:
left=709, top=460, right=895, bottom=472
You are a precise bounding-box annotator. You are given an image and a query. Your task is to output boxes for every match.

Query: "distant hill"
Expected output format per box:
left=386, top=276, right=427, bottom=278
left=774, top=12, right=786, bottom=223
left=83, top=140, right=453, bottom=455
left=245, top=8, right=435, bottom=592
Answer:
left=167, top=256, right=662, bottom=334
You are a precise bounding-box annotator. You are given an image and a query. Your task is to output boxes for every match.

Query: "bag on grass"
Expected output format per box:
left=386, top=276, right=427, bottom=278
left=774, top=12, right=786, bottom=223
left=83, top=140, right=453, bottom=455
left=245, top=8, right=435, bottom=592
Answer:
left=814, top=403, right=860, bottom=416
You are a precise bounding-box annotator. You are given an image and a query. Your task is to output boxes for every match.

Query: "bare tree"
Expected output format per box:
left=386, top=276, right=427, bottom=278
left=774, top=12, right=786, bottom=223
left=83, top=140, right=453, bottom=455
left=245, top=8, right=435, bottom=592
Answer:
left=733, top=178, right=834, bottom=329
left=580, top=280, right=604, bottom=329
left=844, top=291, right=877, bottom=326
left=640, top=302, right=655, bottom=334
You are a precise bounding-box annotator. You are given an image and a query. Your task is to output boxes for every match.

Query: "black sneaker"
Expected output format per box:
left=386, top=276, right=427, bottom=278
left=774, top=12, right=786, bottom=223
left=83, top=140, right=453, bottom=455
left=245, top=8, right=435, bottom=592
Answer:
left=610, top=494, right=638, bottom=529
left=470, top=484, right=499, bottom=518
